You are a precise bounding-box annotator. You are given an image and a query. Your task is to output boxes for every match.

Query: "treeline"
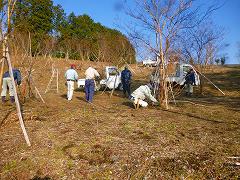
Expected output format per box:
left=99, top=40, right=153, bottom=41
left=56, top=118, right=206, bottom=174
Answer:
left=10, top=0, right=136, bottom=64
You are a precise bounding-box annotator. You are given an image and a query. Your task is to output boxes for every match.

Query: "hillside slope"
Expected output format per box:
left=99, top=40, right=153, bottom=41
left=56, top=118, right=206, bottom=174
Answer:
left=0, top=59, right=239, bottom=179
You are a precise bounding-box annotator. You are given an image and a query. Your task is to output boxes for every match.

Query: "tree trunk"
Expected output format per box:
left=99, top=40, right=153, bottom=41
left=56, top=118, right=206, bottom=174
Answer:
left=158, top=32, right=168, bottom=109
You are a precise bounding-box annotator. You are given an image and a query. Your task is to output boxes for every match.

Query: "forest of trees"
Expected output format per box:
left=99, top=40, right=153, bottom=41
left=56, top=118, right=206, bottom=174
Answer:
left=8, top=0, right=136, bottom=64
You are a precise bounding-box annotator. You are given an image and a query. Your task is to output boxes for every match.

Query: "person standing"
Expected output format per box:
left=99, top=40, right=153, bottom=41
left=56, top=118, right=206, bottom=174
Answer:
left=85, top=66, right=100, bottom=103
left=1, top=68, right=21, bottom=103
left=121, top=66, right=132, bottom=98
left=130, top=83, right=158, bottom=108
left=185, top=69, right=196, bottom=97
left=65, top=64, right=78, bottom=101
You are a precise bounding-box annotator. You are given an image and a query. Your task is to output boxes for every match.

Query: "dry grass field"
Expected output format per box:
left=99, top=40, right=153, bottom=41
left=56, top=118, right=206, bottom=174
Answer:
left=0, top=58, right=239, bottom=179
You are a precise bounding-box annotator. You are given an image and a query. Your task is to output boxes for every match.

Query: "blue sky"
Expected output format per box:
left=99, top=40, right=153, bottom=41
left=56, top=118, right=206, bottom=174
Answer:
left=53, top=0, right=240, bottom=64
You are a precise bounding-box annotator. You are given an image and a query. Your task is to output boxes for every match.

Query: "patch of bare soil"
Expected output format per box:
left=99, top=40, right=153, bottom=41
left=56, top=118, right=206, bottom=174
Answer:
left=0, top=59, right=239, bottom=179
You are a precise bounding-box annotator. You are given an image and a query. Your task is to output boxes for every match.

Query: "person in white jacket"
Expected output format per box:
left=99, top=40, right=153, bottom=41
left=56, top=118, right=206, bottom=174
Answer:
left=65, top=64, right=78, bottom=100
left=130, top=83, right=158, bottom=107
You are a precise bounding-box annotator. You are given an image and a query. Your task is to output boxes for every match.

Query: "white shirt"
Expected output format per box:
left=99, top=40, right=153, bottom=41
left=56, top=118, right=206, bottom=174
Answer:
left=65, top=69, right=78, bottom=80
left=85, top=67, right=100, bottom=79
left=131, top=85, right=158, bottom=103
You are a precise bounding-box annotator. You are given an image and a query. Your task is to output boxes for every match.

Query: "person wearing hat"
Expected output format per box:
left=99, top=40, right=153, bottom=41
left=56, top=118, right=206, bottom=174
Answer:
left=1, top=68, right=21, bottom=103
left=65, top=64, right=78, bottom=101
left=130, top=83, right=158, bottom=107
left=185, top=68, right=196, bottom=97
left=121, top=66, right=132, bottom=98
left=84, top=66, right=100, bottom=103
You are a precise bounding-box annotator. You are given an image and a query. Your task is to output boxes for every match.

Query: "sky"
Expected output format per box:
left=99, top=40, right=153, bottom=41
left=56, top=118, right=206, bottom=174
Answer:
left=53, top=0, right=240, bottom=64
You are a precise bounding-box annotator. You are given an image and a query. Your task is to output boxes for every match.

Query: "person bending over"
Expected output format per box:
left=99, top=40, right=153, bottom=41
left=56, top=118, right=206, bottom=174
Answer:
left=130, top=83, right=158, bottom=108
left=1, top=68, right=21, bottom=103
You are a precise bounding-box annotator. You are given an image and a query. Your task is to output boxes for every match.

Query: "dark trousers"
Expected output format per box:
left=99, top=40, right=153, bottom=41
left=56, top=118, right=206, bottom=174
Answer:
left=122, top=81, right=131, bottom=97
left=85, top=79, right=95, bottom=102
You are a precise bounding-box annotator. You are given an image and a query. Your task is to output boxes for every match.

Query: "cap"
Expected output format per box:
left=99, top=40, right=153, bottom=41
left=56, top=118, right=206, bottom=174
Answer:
left=70, top=64, right=76, bottom=69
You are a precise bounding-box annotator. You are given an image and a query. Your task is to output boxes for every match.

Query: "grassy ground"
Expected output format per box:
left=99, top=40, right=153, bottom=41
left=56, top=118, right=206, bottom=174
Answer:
left=0, top=59, right=239, bottom=179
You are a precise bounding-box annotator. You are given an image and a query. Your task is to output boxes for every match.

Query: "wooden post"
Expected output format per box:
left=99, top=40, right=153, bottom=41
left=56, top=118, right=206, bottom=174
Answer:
left=30, top=76, right=45, bottom=104
left=56, top=69, right=59, bottom=93
left=100, top=76, right=111, bottom=95
left=45, top=67, right=59, bottom=94
left=0, top=58, right=5, bottom=89
left=45, top=69, right=54, bottom=94
left=34, top=86, right=45, bottom=104
left=4, top=38, right=31, bottom=146
left=0, top=38, right=7, bottom=89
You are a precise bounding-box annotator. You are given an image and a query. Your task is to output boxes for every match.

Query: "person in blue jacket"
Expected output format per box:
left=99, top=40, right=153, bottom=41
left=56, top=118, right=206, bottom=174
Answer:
left=121, top=66, right=132, bottom=98
left=1, top=68, right=21, bottom=103
left=185, top=68, right=196, bottom=97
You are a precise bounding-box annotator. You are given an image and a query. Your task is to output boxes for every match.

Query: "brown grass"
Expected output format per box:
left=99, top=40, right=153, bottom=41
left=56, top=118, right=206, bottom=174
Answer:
left=0, top=58, right=239, bottom=179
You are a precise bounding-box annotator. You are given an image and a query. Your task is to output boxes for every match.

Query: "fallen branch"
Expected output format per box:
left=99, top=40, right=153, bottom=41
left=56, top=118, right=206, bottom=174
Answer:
left=227, top=157, right=240, bottom=159
left=169, top=100, right=208, bottom=107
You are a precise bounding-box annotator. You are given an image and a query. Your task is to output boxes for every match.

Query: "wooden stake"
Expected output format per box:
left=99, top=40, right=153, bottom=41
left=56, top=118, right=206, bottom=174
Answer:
left=30, top=75, right=45, bottom=104
left=192, top=65, right=225, bottom=95
left=100, top=76, right=111, bottom=95
left=45, top=69, right=54, bottom=93
left=0, top=36, right=7, bottom=88
left=0, top=58, right=5, bottom=89
left=34, top=86, right=45, bottom=104
left=198, top=71, right=225, bottom=95
left=121, top=58, right=137, bottom=75
left=56, top=69, right=59, bottom=93
left=4, top=38, right=31, bottom=146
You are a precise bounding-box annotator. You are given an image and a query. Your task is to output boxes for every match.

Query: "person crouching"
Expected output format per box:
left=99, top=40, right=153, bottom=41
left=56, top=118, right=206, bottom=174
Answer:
left=130, top=83, right=158, bottom=108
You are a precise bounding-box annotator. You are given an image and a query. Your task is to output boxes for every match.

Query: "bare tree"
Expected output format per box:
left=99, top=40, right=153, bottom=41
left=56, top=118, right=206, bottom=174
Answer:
left=180, top=21, right=224, bottom=93
left=181, top=22, right=223, bottom=66
left=124, top=0, right=221, bottom=108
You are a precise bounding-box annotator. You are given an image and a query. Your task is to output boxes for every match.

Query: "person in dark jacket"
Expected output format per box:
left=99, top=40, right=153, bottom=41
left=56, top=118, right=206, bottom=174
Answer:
left=121, top=66, right=132, bottom=98
left=185, top=68, right=196, bottom=97
left=1, top=69, right=21, bottom=103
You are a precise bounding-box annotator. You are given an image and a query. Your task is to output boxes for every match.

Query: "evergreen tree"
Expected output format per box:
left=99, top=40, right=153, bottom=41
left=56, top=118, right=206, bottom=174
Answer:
left=52, top=4, right=66, bottom=36
left=14, top=0, right=54, bottom=53
left=11, top=1, right=136, bottom=63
